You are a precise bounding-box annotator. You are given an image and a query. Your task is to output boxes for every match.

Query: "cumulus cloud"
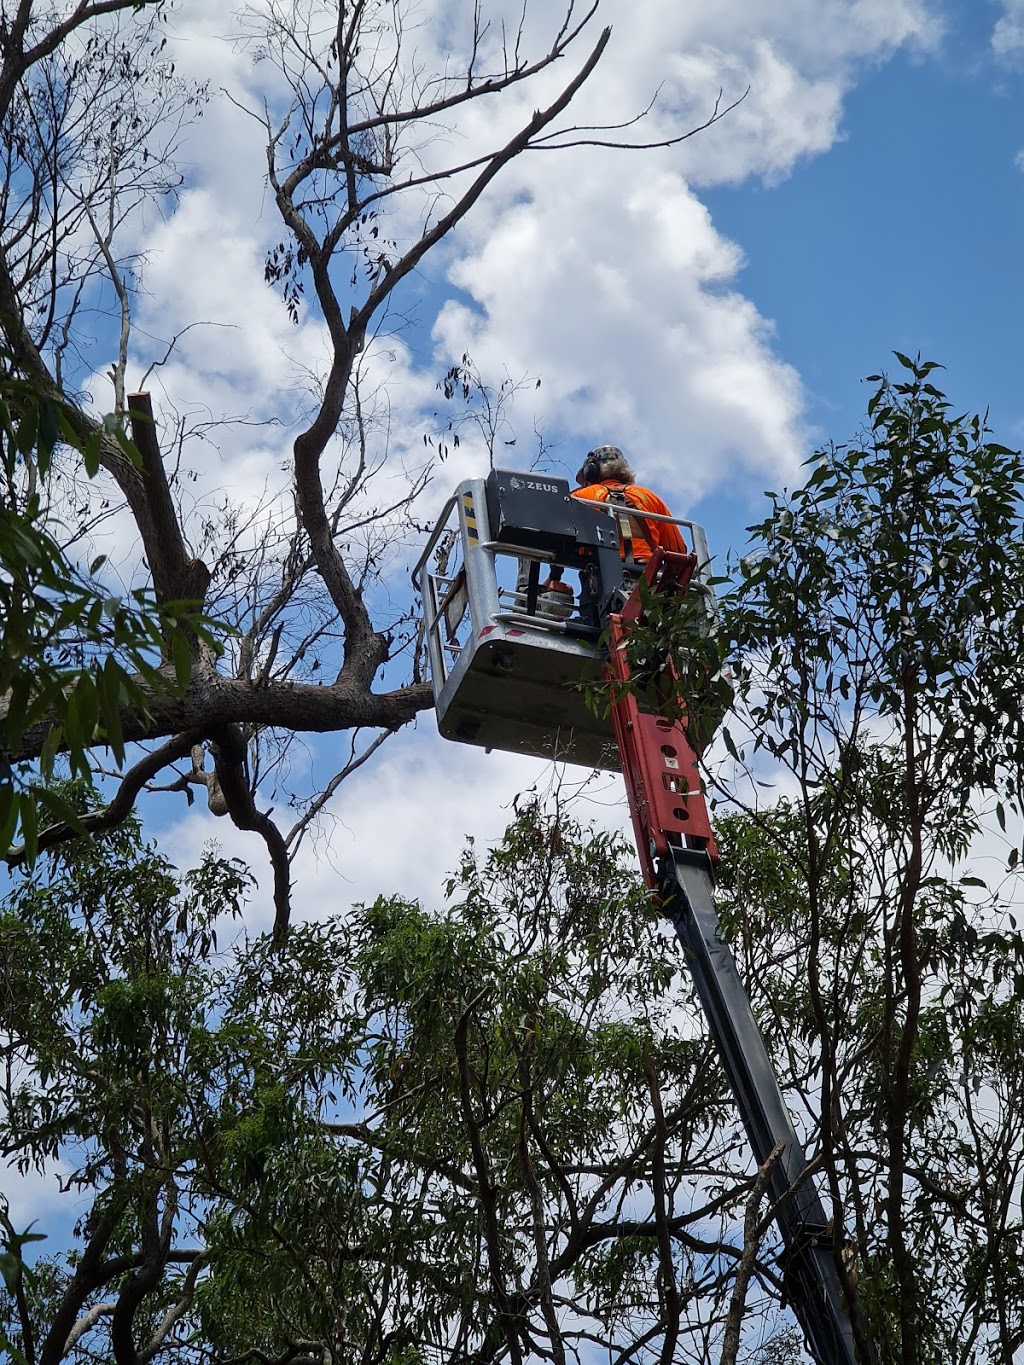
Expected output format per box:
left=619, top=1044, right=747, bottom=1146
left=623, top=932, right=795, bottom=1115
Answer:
left=432, top=163, right=806, bottom=500
left=63, top=0, right=949, bottom=923
left=128, top=0, right=944, bottom=524
left=993, top=0, right=1024, bottom=60
left=409, top=0, right=944, bottom=505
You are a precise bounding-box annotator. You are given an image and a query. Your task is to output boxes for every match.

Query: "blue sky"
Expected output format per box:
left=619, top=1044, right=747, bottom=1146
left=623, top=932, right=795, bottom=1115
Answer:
left=703, top=4, right=1024, bottom=474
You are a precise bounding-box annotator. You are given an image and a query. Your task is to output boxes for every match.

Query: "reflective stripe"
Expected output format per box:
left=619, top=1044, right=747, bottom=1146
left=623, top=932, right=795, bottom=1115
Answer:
left=462, top=492, right=479, bottom=541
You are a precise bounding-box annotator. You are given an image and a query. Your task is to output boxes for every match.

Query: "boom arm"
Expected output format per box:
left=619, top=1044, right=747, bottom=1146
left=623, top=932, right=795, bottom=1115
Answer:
left=607, top=550, right=874, bottom=1365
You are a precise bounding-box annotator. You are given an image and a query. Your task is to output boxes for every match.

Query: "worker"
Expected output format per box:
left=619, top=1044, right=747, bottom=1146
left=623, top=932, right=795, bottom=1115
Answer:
left=572, top=445, right=686, bottom=560
left=515, top=446, right=683, bottom=623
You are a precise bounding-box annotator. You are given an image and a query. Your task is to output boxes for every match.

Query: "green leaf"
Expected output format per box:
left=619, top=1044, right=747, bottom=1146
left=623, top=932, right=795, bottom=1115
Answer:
left=0, top=1250, right=22, bottom=1291
left=39, top=723, right=63, bottom=781
left=37, top=398, right=61, bottom=466
left=14, top=402, right=38, bottom=457
left=34, top=785, right=88, bottom=837
left=172, top=628, right=193, bottom=693
left=81, top=430, right=103, bottom=477
left=98, top=662, right=126, bottom=763
left=19, top=791, right=38, bottom=865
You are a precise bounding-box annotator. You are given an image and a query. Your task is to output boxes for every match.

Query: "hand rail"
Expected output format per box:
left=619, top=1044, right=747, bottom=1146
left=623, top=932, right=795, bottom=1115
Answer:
left=411, top=491, right=459, bottom=592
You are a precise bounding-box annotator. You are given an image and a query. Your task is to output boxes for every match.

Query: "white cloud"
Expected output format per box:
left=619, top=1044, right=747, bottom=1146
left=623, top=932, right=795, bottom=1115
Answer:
left=160, top=727, right=632, bottom=934
left=126, top=0, right=945, bottom=526
left=993, top=0, right=1024, bottom=59
left=71, top=0, right=946, bottom=895
left=2, top=1155, right=77, bottom=1243
left=432, top=163, right=806, bottom=501
left=410, top=0, right=943, bottom=505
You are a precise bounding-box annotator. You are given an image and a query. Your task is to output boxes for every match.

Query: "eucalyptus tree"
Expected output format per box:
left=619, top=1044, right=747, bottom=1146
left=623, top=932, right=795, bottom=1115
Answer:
left=2, top=797, right=797, bottom=1365
left=701, top=357, right=1024, bottom=1365
left=0, top=0, right=736, bottom=930
left=7, top=361, right=1024, bottom=1365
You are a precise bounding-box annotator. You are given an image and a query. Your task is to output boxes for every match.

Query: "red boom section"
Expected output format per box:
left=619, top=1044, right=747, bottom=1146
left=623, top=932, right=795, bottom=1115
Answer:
left=606, top=549, right=718, bottom=886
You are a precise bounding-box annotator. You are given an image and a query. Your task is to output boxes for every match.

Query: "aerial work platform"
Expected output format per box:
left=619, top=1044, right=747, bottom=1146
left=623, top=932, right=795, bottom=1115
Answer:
left=412, top=468, right=715, bottom=771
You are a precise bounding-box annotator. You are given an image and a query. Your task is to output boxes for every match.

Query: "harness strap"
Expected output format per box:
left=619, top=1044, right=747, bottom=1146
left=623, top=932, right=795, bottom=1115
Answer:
left=603, top=483, right=651, bottom=560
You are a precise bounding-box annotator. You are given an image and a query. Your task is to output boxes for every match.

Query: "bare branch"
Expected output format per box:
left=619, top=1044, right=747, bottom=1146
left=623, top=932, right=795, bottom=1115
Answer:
left=65, top=1301, right=116, bottom=1353
left=720, top=1142, right=783, bottom=1365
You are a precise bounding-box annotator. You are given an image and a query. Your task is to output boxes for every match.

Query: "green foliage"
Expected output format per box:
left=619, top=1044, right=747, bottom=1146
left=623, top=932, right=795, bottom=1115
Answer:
left=715, top=789, right=1024, bottom=1362
left=585, top=570, right=734, bottom=762
left=11, top=357, right=1024, bottom=1364
left=0, top=370, right=223, bottom=861
left=706, top=357, right=1024, bottom=1364
left=726, top=354, right=1024, bottom=812
left=0, top=797, right=757, bottom=1364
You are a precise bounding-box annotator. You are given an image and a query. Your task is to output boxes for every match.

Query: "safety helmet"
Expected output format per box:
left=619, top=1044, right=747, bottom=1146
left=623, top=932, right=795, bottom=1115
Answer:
left=576, top=445, right=634, bottom=486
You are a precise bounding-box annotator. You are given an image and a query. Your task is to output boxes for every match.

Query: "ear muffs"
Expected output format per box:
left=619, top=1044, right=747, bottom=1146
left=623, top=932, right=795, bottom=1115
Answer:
left=582, top=451, right=602, bottom=485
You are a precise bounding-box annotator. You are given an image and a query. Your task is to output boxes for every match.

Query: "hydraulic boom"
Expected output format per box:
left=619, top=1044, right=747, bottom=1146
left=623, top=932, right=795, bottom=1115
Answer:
left=607, top=549, right=875, bottom=1365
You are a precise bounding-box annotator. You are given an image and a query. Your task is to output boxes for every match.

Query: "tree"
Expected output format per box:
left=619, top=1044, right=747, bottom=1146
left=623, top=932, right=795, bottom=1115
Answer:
left=1, top=796, right=255, bottom=1365
left=0, top=0, right=739, bottom=932
left=3, top=795, right=805, bottom=1365
left=704, top=357, right=1024, bottom=1364
left=0, top=367, right=216, bottom=863
left=8, top=362, right=1024, bottom=1365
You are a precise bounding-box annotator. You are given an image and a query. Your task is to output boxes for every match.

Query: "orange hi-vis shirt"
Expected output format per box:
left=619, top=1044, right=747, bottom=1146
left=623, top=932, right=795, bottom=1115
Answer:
left=572, top=480, right=687, bottom=561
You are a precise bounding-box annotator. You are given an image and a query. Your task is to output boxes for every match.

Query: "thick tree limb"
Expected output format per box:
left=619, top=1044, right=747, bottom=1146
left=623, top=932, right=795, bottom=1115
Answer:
left=5, top=674, right=433, bottom=765
left=139, top=1253, right=207, bottom=1363
left=127, top=392, right=211, bottom=605
left=455, top=992, right=526, bottom=1365
left=518, top=1052, right=567, bottom=1365
left=65, top=1301, right=116, bottom=1352
left=642, top=1047, right=681, bottom=1365
left=110, top=1186, right=172, bottom=1365
left=39, top=1186, right=131, bottom=1365
left=5, top=730, right=204, bottom=865
left=208, top=723, right=292, bottom=942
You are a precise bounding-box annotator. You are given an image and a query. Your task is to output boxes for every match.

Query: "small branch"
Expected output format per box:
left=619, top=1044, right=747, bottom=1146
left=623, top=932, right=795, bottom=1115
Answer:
left=529, top=85, right=749, bottom=151
left=720, top=1142, right=783, bottom=1365
left=65, top=1301, right=116, bottom=1353
left=284, top=727, right=393, bottom=853
left=353, top=27, right=613, bottom=333
left=642, top=1046, right=680, bottom=1365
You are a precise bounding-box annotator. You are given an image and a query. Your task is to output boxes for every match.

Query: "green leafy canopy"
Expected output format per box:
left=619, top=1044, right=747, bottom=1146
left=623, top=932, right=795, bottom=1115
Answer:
left=0, top=370, right=224, bottom=861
